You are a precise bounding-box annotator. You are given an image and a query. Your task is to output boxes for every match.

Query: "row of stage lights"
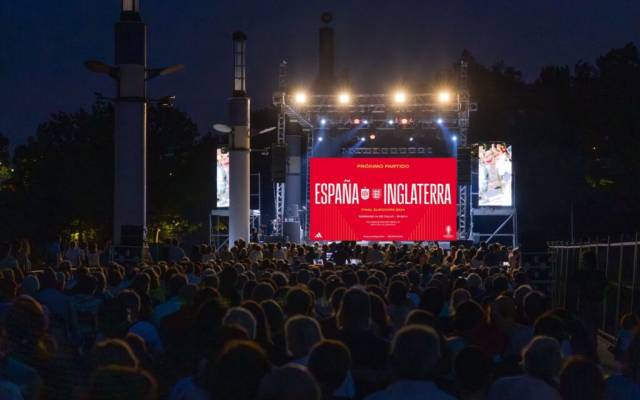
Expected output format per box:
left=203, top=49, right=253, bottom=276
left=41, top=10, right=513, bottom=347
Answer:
left=318, top=116, right=445, bottom=127
left=292, top=89, right=453, bottom=106
left=316, top=133, right=457, bottom=143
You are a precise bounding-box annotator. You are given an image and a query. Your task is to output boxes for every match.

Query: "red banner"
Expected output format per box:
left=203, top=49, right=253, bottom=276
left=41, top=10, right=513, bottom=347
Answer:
left=309, top=158, right=457, bottom=241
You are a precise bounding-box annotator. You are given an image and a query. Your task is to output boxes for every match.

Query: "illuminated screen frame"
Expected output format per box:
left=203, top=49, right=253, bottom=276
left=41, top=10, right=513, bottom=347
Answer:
left=216, top=148, right=230, bottom=208
left=477, top=142, right=513, bottom=207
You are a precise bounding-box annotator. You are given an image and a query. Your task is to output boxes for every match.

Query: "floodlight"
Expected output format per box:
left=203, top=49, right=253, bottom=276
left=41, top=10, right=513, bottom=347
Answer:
left=452, top=135, right=458, bottom=142
left=363, top=119, right=369, bottom=124
left=393, top=91, right=407, bottom=104
left=320, top=118, right=327, bottom=125
left=360, top=137, right=366, bottom=142
left=400, top=118, right=409, bottom=125
left=409, top=137, right=414, bottom=142
left=437, top=118, right=444, bottom=124
left=293, top=91, right=307, bottom=105
left=369, top=134, right=376, bottom=140
left=388, top=119, right=394, bottom=125
left=437, top=90, right=451, bottom=103
left=353, top=118, right=361, bottom=124
left=337, top=92, right=351, bottom=104
left=318, top=136, right=324, bottom=142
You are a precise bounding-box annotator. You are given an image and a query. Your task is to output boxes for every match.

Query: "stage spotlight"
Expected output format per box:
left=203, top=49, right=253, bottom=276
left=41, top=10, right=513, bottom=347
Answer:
left=318, top=136, right=324, bottom=142
left=353, top=118, right=361, bottom=124
left=409, top=137, right=414, bottom=142
left=393, top=90, right=407, bottom=104
left=452, top=135, right=458, bottom=142
left=338, top=92, right=351, bottom=104
left=320, top=118, right=327, bottom=126
left=388, top=119, right=394, bottom=125
left=293, top=91, right=307, bottom=105
left=360, top=137, right=366, bottom=142
left=400, top=118, right=409, bottom=125
left=436, top=118, right=444, bottom=124
left=363, top=119, right=369, bottom=124
left=369, top=133, right=376, bottom=140
left=437, top=90, right=451, bottom=103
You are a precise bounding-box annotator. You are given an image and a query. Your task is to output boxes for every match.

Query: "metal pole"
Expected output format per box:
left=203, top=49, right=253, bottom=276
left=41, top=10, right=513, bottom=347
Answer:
left=113, top=4, right=147, bottom=245
left=228, top=32, right=250, bottom=244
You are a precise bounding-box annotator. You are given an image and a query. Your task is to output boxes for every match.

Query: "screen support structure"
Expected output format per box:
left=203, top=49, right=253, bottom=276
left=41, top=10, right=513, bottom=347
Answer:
left=457, top=60, right=471, bottom=240
left=272, top=60, right=476, bottom=241
left=469, top=146, right=518, bottom=247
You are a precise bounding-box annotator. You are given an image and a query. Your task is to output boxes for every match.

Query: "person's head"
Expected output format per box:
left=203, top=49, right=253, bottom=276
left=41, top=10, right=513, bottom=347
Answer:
left=285, top=315, right=323, bottom=359
left=307, top=340, right=351, bottom=396
left=4, top=295, right=46, bottom=353
left=87, top=366, right=157, bottom=400
left=76, top=274, right=98, bottom=296
left=559, top=356, right=604, bottom=400
left=522, top=336, right=562, bottom=382
left=405, top=309, right=437, bottom=328
left=20, top=274, right=40, bottom=296
left=387, top=280, right=408, bottom=307
left=490, top=295, right=517, bottom=328
left=166, top=273, right=188, bottom=298
left=523, top=291, right=548, bottom=324
left=451, top=288, right=471, bottom=312
left=285, top=286, right=313, bottom=317
left=419, top=286, right=444, bottom=316
left=242, top=300, right=272, bottom=343
left=261, top=299, right=285, bottom=336
left=257, top=364, right=321, bottom=400
left=252, top=282, right=276, bottom=303
left=391, top=325, right=441, bottom=380
left=209, top=340, right=271, bottom=400
left=118, top=289, right=141, bottom=321
left=453, top=300, right=485, bottom=334
left=221, top=306, right=255, bottom=339
left=337, top=286, right=371, bottom=332
left=454, top=345, right=492, bottom=395
left=91, top=338, right=139, bottom=370
left=534, top=311, right=568, bottom=343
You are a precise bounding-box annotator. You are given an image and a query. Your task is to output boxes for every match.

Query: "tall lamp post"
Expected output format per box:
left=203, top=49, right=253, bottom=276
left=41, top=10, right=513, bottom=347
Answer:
left=85, top=0, right=182, bottom=246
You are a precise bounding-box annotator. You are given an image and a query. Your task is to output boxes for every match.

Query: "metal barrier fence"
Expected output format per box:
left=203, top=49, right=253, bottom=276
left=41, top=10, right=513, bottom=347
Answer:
left=549, top=235, right=640, bottom=339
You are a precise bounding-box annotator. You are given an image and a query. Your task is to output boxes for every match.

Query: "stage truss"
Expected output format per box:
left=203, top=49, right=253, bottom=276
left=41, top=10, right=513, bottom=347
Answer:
left=272, top=61, right=477, bottom=242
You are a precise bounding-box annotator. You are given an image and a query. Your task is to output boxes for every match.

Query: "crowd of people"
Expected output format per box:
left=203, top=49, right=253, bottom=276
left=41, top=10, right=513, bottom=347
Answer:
left=0, top=239, right=638, bottom=400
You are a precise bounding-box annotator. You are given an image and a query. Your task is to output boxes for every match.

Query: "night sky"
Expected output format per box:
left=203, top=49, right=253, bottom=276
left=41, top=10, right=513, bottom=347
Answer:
left=1, top=0, right=638, bottom=146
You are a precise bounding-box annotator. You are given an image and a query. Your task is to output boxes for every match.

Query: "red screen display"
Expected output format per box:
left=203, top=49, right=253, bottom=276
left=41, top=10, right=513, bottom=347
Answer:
left=309, top=158, right=457, bottom=241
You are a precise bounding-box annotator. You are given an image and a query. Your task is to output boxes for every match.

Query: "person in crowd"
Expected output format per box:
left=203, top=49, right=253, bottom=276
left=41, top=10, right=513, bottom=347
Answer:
left=64, top=241, right=84, bottom=267
left=168, top=239, right=186, bottom=263
left=258, top=364, right=321, bottom=400
left=454, top=345, right=492, bottom=400
left=605, top=328, right=640, bottom=400
left=308, top=339, right=354, bottom=400
left=0, top=242, right=19, bottom=269
left=0, top=239, right=614, bottom=400
left=207, top=340, right=271, bottom=400
left=285, top=315, right=324, bottom=364
left=366, top=325, right=455, bottom=400
left=488, top=336, right=563, bottom=400
left=559, top=355, right=605, bottom=400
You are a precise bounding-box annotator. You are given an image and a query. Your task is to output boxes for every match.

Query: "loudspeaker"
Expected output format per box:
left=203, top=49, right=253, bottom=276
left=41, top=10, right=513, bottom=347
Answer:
left=457, top=146, right=471, bottom=185
left=271, top=144, right=287, bottom=183
left=121, top=225, right=144, bottom=247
